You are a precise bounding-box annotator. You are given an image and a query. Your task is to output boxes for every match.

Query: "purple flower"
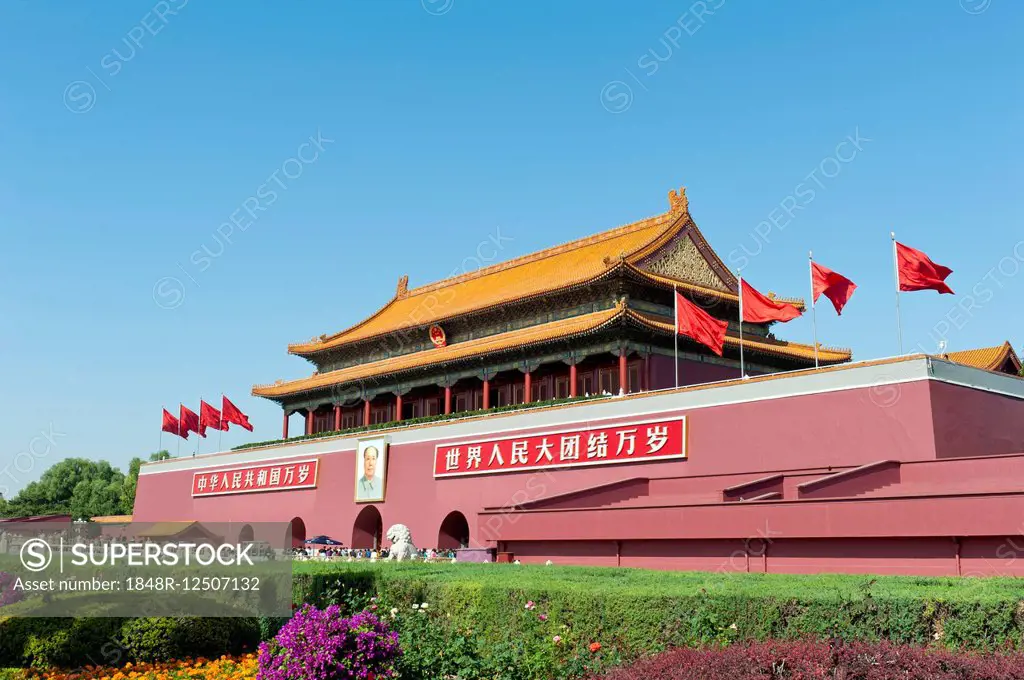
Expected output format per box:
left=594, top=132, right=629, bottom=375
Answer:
left=0, top=572, right=23, bottom=609
left=538, top=614, right=548, bottom=622
left=257, top=604, right=401, bottom=680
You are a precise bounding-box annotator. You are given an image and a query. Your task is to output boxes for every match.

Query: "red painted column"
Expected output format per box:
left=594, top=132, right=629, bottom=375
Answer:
left=524, top=371, right=532, bottom=403
left=643, top=354, right=650, bottom=391
left=305, top=409, right=314, bottom=435
left=363, top=399, right=371, bottom=426
left=395, top=394, right=403, bottom=422
left=482, top=379, right=490, bottom=409
left=444, top=385, right=452, bottom=414
left=619, top=351, right=628, bottom=395
left=282, top=411, right=289, bottom=439
left=334, top=404, right=342, bottom=431
left=569, top=364, right=578, bottom=397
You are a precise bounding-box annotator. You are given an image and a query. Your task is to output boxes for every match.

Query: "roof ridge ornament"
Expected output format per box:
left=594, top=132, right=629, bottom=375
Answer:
left=396, top=274, right=409, bottom=298
left=668, top=186, right=689, bottom=215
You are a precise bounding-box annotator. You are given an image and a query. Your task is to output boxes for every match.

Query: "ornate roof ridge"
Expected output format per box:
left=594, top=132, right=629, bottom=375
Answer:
left=288, top=291, right=401, bottom=353
left=767, top=293, right=807, bottom=311
left=942, top=341, right=1020, bottom=372
left=404, top=210, right=676, bottom=298
left=624, top=264, right=738, bottom=303
left=288, top=189, right=695, bottom=355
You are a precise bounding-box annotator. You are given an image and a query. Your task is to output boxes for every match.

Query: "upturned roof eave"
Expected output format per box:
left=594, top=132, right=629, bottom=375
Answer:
left=255, top=303, right=850, bottom=404
left=255, top=305, right=632, bottom=403
left=285, top=199, right=697, bottom=358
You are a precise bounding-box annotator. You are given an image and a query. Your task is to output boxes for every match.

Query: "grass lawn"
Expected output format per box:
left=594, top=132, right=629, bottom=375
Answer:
left=292, top=560, right=1024, bottom=652
left=293, top=559, right=1024, bottom=602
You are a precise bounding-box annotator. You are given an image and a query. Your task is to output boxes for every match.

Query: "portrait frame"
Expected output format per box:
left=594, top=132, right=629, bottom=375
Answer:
left=354, top=436, right=389, bottom=503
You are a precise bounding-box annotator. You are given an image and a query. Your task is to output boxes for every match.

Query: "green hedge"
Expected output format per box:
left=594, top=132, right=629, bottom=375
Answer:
left=0, top=616, right=260, bottom=669
left=233, top=394, right=606, bottom=450
left=293, top=562, right=1024, bottom=656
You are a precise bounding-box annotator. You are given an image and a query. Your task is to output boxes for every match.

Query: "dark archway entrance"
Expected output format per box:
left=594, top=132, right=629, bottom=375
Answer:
left=289, top=517, right=306, bottom=549
left=352, top=506, right=383, bottom=549
left=438, top=511, right=470, bottom=550
left=238, top=524, right=254, bottom=543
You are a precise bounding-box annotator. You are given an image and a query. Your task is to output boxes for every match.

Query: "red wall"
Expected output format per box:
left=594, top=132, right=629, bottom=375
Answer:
left=133, top=375, right=1024, bottom=575
left=648, top=355, right=741, bottom=390
left=929, top=381, right=1024, bottom=458
left=135, top=379, right=937, bottom=544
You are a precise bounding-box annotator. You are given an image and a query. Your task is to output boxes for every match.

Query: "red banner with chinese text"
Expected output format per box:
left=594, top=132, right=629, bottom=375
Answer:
left=433, top=417, right=686, bottom=478
left=191, top=458, right=320, bottom=497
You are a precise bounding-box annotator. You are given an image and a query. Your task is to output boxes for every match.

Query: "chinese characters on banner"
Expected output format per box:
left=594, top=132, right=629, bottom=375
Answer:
left=191, top=458, right=320, bottom=497
left=433, top=417, right=686, bottom=478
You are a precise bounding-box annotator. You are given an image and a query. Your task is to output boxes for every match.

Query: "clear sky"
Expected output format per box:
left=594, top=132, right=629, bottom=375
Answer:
left=1, top=1, right=1021, bottom=495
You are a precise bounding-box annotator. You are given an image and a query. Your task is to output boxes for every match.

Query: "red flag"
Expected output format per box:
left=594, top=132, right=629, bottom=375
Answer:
left=180, top=404, right=203, bottom=438
left=221, top=396, right=253, bottom=432
left=161, top=408, right=187, bottom=440
left=740, top=280, right=802, bottom=323
left=811, top=262, right=857, bottom=315
left=200, top=400, right=226, bottom=436
left=675, top=291, right=728, bottom=356
left=896, top=242, right=954, bottom=294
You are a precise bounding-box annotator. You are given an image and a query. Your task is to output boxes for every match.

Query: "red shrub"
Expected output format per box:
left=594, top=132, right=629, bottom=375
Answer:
left=595, top=640, right=1024, bottom=680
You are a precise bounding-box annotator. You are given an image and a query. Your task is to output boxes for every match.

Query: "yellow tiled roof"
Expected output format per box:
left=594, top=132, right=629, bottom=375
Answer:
left=254, top=302, right=849, bottom=399
left=257, top=306, right=625, bottom=398
left=627, top=310, right=850, bottom=363
left=287, top=188, right=745, bottom=356
left=288, top=215, right=678, bottom=355
left=943, top=342, right=1021, bottom=373
left=90, top=515, right=133, bottom=524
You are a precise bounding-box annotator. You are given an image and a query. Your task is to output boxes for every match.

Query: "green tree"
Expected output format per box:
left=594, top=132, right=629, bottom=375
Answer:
left=70, top=475, right=125, bottom=519
left=0, top=451, right=173, bottom=519
left=120, top=450, right=171, bottom=515
left=2, top=458, right=109, bottom=517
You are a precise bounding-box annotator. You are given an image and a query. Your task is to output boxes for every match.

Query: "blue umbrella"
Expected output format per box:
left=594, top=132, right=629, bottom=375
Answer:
left=304, top=535, right=343, bottom=546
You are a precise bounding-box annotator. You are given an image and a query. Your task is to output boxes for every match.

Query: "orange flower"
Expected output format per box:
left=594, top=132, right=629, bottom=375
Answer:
left=33, top=653, right=259, bottom=680
left=589, top=642, right=602, bottom=653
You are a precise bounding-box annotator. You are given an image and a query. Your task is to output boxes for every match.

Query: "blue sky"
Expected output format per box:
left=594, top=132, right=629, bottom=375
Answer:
left=1, top=1, right=1020, bottom=494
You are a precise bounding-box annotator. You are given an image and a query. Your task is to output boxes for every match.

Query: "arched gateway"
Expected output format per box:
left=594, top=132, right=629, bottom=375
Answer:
left=289, top=516, right=306, bottom=549
left=438, top=511, right=470, bottom=550
left=238, top=524, right=254, bottom=543
left=352, top=506, right=383, bottom=549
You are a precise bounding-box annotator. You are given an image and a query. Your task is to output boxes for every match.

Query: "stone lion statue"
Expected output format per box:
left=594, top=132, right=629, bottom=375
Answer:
left=386, top=524, right=418, bottom=561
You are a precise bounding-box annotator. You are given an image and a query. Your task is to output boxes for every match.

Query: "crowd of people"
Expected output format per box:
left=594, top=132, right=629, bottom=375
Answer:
left=292, top=545, right=459, bottom=561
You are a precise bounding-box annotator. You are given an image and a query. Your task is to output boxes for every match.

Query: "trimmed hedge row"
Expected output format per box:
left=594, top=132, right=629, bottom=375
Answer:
left=0, top=615, right=262, bottom=669
left=293, top=562, right=1024, bottom=656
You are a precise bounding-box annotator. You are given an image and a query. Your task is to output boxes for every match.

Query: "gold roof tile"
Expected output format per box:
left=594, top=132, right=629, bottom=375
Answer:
left=257, top=307, right=625, bottom=398
left=255, top=302, right=849, bottom=400
left=287, top=211, right=679, bottom=355
left=943, top=342, right=1021, bottom=373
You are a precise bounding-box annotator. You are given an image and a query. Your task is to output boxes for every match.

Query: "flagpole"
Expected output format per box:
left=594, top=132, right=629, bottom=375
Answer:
left=673, top=285, right=679, bottom=388
left=176, top=405, right=181, bottom=457
left=159, top=409, right=164, bottom=454
left=738, top=275, right=746, bottom=378
left=809, top=252, right=819, bottom=369
left=196, top=397, right=202, bottom=457
left=891, top=232, right=904, bottom=355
